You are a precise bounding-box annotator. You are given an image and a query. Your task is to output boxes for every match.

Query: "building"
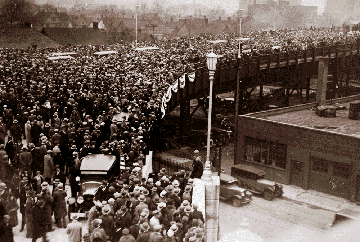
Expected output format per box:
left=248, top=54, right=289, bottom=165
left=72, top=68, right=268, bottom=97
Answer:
left=32, top=11, right=71, bottom=30
left=237, top=91, right=360, bottom=202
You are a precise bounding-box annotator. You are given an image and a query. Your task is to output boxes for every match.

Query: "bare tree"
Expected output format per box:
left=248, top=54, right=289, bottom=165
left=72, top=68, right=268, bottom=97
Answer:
left=97, top=4, right=124, bottom=43
left=0, top=0, right=36, bottom=27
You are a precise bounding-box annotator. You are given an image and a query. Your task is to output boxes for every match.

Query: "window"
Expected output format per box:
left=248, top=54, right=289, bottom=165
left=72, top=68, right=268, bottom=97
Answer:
left=244, top=136, right=287, bottom=170
left=333, top=162, right=351, bottom=179
left=311, top=157, right=329, bottom=173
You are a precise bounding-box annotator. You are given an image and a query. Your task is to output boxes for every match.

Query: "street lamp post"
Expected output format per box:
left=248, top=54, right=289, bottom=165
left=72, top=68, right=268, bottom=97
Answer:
left=239, top=9, right=243, bottom=37
left=274, top=1, right=277, bottom=31
left=135, top=4, right=139, bottom=48
left=203, top=52, right=219, bottom=180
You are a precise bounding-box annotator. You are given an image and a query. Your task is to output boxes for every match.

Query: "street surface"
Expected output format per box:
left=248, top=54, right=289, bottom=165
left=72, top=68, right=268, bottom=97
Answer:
left=220, top=195, right=360, bottom=242
left=13, top=192, right=360, bottom=242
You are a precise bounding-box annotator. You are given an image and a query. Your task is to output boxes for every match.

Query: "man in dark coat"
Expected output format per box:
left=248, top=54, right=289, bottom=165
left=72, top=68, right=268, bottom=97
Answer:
left=69, top=163, right=81, bottom=197
left=39, top=182, right=54, bottom=232
left=10, top=119, right=22, bottom=143
left=191, top=157, right=203, bottom=179
left=0, top=215, right=14, bottom=242
left=32, top=195, right=48, bottom=242
left=54, top=165, right=66, bottom=187
left=53, top=183, right=67, bottom=228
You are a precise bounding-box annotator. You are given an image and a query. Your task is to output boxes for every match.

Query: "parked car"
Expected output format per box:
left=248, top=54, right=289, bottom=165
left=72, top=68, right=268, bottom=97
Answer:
left=68, top=154, right=118, bottom=219
left=214, top=172, right=252, bottom=207
left=231, top=164, right=283, bottom=201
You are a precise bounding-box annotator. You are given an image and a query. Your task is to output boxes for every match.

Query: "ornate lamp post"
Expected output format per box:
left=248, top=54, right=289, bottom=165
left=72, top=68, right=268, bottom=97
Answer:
left=203, top=52, right=219, bottom=181
left=135, top=4, right=139, bottom=48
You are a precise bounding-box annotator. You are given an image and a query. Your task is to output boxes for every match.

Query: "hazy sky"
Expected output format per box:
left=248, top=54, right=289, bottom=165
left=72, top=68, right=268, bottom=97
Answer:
left=39, top=0, right=326, bottom=15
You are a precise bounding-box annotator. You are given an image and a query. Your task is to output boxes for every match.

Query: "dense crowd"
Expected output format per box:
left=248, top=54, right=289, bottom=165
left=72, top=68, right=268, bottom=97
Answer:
left=0, top=27, right=359, bottom=242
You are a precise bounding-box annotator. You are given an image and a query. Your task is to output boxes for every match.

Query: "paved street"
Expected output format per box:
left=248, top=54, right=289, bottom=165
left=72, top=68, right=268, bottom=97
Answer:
left=219, top=195, right=360, bottom=242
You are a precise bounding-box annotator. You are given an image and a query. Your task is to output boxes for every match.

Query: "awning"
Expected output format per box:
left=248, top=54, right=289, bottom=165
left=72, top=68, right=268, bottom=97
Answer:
left=93, top=51, right=118, bottom=55
left=51, top=52, right=78, bottom=56
left=47, top=56, right=74, bottom=60
left=135, top=47, right=159, bottom=51
left=208, top=40, right=227, bottom=44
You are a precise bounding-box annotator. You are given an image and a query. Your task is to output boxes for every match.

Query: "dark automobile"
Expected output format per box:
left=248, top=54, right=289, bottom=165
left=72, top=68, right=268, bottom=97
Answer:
left=231, top=164, right=283, bottom=201
left=215, top=172, right=252, bottom=207
left=68, top=154, right=118, bottom=219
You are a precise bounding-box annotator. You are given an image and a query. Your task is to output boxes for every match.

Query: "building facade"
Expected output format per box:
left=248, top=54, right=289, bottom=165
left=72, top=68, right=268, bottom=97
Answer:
left=236, top=94, right=360, bottom=202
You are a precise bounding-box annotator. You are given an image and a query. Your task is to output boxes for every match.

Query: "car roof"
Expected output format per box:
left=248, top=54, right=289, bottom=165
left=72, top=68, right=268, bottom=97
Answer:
left=231, top=164, right=266, bottom=176
left=212, top=172, right=238, bottom=183
left=80, top=154, right=116, bottom=174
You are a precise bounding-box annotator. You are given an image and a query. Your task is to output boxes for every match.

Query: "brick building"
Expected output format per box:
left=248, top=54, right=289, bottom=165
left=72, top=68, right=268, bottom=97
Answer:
left=236, top=93, right=360, bottom=202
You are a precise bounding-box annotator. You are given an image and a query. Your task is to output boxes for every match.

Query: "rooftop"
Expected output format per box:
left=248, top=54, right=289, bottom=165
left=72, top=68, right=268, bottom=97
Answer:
left=247, top=95, right=360, bottom=138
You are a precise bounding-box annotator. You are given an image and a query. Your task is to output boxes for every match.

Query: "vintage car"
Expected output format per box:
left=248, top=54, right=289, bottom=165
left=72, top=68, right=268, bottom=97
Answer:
left=68, top=154, right=118, bottom=219
left=231, top=164, right=283, bottom=201
left=214, top=172, right=252, bottom=207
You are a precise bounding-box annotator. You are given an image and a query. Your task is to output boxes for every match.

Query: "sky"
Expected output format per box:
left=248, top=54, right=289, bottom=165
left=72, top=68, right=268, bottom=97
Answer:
left=37, top=0, right=327, bottom=15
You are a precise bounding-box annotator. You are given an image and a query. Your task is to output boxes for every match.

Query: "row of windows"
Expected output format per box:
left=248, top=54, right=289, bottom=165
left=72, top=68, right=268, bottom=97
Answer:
left=244, top=136, right=287, bottom=170
left=244, top=136, right=352, bottom=179
left=311, top=156, right=352, bottom=179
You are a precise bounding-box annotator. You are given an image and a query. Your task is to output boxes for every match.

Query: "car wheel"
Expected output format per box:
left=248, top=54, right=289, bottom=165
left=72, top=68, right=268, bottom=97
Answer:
left=264, top=190, right=275, bottom=201
left=232, top=198, right=242, bottom=207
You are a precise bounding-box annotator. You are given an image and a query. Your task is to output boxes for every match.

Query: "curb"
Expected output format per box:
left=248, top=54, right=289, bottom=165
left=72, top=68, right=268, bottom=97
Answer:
left=280, top=195, right=333, bottom=211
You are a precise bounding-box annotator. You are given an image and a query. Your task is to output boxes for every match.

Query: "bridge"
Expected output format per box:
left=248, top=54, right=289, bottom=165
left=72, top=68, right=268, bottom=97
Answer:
left=151, top=41, right=360, bottom=151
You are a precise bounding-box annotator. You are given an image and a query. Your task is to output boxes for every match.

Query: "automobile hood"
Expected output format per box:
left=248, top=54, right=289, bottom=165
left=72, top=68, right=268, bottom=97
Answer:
left=228, top=186, right=247, bottom=193
left=83, top=188, right=97, bottom=196
left=257, top=179, right=276, bottom=186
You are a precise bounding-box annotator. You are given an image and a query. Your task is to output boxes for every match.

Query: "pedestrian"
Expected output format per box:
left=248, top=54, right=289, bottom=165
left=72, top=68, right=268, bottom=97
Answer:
left=53, top=182, right=67, bottom=228
left=0, top=215, right=14, bottom=242
left=136, top=222, right=151, bottom=242
left=66, top=214, right=82, bottom=242
left=39, top=182, right=54, bottom=232
left=148, top=225, right=163, bottom=242
left=43, top=150, right=54, bottom=184
left=119, top=228, right=136, bottom=242
left=32, top=171, right=44, bottom=194
left=19, top=182, right=30, bottom=232
left=25, top=190, right=36, bottom=238
left=5, top=190, right=19, bottom=228
left=25, top=121, right=32, bottom=145
left=32, top=194, right=48, bottom=242
left=90, top=219, right=107, bottom=242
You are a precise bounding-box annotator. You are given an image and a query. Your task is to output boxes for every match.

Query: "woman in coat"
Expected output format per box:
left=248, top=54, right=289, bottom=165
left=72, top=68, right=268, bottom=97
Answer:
left=25, top=190, right=36, bottom=238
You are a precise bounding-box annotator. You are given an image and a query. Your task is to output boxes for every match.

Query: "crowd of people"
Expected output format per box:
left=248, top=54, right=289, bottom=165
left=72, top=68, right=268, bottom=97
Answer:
left=0, top=27, right=359, bottom=242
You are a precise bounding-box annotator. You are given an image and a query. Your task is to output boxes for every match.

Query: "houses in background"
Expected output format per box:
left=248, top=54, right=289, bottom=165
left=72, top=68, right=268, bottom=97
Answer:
left=29, top=7, right=244, bottom=39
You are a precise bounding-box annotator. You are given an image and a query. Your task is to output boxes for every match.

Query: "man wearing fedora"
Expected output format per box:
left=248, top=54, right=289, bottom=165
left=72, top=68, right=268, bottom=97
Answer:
left=136, top=222, right=151, bottom=242
left=66, top=214, right=82, bottom=242
left=148, top=224, right=163, bottom=242
left=119, top=228, right=136, bottom=242
left=39, top=182, right=54, bottom=232
left=100, top=205, right=114, bottom=241
left=134, top=194, right=148, bottom=218
left=53, top=182, right=67, bottom=228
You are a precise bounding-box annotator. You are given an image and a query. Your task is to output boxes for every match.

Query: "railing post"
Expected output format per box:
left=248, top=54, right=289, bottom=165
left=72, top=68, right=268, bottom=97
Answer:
left=317, top=57, right=329, bottom=106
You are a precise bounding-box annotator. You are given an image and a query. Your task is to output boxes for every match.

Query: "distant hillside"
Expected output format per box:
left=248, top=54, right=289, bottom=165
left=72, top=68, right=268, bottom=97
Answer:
left=0, top=28, right=61, bottom=49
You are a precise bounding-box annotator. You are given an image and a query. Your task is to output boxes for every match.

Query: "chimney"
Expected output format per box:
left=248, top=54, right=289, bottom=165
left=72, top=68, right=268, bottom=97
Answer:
left=171, top=16, right=173, bottom=22
left=93, top=22, right=98, bottom=29
left=228, top=17, right=231, bottom=21
left=205, top=16, right=208, bottom=25
left=219, top=17, right=221, bottom=20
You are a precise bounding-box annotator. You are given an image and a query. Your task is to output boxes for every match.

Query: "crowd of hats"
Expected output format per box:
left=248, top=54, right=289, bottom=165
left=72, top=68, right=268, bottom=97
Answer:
left=88, top=167, right=205, bottom=242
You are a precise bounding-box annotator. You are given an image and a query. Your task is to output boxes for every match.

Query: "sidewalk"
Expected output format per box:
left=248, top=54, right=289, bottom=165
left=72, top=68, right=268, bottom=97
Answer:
left=280, top=183, right=360, bottom=220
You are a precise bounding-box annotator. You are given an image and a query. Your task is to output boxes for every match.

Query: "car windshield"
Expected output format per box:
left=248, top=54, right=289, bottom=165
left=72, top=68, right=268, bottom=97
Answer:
left=83, top=182, right=101, bottom=191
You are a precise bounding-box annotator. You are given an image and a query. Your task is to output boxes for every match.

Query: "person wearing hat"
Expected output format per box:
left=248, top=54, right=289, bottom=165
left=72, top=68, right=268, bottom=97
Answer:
left=66, top=214, right=82, bottom=242
left=25, top=190, right=37, bottom=238
left=113, top=204, right=132, bottom=242
left=39, top=181, right=55, bottom=232
left=188, top=203, right=204, bottom=224
left=134, top=194, right=149, bottom=218
left=18, top=145, right=32, bottom=177
left=119, top=228, right=135, bottom=242
left=54, top=164, right=66, bottom=188
left=191, top=156, right=203, bottom=179
left=137, top=222, right=151, bottom=242
left=10, top=118, right=22, bottom=143
left=43, top=150, right=54, bottom=185
left=53, top=182, right=67, bottom=228
left=90, top=219, right=108, bottom=242
left=149, top=210, right=162, bottom=232
left=100, top=205, right=114, bottom=241
left=182, top=186, right=192, bottom=203
left=148, top=224, right=163, bottom=242
left=87, top=202, right=103, bottom=234
left=32, top=171, right=44, bottom=194
left=24, top=120, right=32, bottom=145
